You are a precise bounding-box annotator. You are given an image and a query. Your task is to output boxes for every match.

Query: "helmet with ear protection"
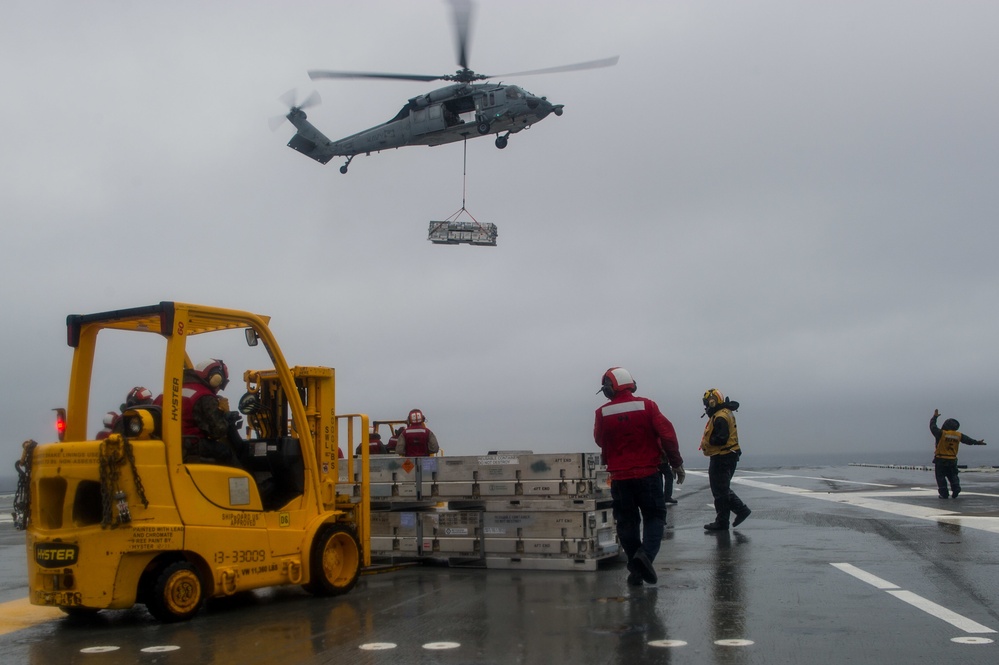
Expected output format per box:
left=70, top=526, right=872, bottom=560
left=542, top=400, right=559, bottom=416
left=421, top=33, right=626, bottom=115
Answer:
left=407, top=409, right=425, bottom=426
left=195, top=359, right=229, bottom=392
left=600, top=367, right=636, bottom=399
left=703, top=388, right=725, bottom=411
left=122, top=386, right=153, bottom=410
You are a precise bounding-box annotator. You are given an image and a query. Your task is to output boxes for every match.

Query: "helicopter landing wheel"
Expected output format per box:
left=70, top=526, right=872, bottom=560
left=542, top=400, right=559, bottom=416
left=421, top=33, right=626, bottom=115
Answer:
left=340, top=155, right=354, bottom=174
left=476, top=121, right=491, bottom=135
left=495, top=135, right=508, bottom=149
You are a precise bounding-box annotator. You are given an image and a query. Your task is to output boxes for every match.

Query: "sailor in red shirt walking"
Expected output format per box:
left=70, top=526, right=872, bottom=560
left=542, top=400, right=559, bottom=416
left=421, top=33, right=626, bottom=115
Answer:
left=594, top=367, right=684, bottom=586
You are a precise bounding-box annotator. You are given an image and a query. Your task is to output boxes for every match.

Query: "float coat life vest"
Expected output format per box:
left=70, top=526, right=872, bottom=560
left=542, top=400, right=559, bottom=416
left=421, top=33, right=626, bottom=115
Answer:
left=701, top=408, right=740, bottom=457
left=401, top=427, right=430, bottom=457
left=934, top=430, right=963, bottom=460
left=594, top=394, right=676, bottom=480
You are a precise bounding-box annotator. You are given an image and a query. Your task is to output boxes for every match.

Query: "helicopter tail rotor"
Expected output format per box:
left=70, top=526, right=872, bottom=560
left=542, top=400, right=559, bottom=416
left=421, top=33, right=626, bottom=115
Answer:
left=269, top=89, right=322, bottom=131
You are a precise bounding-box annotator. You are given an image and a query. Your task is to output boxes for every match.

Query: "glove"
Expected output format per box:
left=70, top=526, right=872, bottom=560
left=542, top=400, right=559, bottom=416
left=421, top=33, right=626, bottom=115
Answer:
left=226, top=411, right=244, bottom=430
left=672, top=465, right=685, bottom=485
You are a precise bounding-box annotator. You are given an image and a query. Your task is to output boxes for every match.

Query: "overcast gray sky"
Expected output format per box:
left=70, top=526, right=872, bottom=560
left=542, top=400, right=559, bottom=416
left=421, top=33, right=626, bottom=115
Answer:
left=2, top=0, right=997, bottom=467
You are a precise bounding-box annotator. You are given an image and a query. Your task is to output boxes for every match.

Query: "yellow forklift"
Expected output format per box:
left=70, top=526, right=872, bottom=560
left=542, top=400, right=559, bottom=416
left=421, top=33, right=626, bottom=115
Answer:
left=12, top=302, right=372, bottom=622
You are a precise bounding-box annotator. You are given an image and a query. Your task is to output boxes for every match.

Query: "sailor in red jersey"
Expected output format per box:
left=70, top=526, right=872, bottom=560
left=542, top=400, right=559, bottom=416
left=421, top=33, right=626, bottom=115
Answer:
left=594, top=367, right=684, bottom=586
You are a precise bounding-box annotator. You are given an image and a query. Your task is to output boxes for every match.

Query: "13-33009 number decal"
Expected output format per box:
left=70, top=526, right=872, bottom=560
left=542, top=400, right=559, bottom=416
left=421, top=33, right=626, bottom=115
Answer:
left=213, top=550, right=267, bottom=565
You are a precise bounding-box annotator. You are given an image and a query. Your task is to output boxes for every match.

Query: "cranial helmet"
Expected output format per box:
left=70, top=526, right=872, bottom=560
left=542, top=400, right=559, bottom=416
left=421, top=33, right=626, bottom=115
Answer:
left=123, top=386, right=153, bottom=409
left=407, top=409, right=425, bottom=426
left=703, top=388, right=725, bottom=411
left=601, top=367, right=636, bottom=399
left=195, top=359, right=229, bottom=392
left=103, top=411, right=120, bottom=428
left=942, top=418, right=960, bottom=431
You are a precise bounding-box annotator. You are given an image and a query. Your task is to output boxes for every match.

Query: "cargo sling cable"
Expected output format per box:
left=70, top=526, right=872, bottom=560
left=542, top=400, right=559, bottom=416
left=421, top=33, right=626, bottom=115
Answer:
left=428, top=139, right=497, bottom=246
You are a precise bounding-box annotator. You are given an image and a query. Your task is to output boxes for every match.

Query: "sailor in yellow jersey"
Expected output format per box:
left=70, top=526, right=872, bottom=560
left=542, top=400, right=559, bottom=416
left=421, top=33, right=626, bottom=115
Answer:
left=701, top=389, right=751, bottom=531
left=930, top=408, right=986, bottom=499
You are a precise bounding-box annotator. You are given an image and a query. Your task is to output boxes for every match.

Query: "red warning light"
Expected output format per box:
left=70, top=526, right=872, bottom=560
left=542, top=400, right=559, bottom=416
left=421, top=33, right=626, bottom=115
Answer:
left=53, top=408, right=67, bottom=441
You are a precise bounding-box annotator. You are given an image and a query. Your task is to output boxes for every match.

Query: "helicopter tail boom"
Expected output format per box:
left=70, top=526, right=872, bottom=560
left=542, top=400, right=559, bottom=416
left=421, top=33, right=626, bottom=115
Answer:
left=285, top=109, right=337, bottom=165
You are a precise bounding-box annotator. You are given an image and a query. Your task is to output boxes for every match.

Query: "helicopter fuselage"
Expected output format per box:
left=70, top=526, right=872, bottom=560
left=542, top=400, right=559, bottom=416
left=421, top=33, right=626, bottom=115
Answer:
left=285, top=82, right=563, bottom=173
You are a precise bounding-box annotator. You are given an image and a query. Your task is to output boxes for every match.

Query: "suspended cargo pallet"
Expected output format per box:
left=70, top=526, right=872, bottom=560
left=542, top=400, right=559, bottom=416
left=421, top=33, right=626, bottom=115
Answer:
left=428, top=220, right=498, bottom=246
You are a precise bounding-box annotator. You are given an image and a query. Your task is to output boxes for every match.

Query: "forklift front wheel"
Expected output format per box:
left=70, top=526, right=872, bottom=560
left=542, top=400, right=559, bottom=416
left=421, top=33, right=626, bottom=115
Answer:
left=303, top=524, right=360, bottom=596
left=146, top=561, right=204, bottom=623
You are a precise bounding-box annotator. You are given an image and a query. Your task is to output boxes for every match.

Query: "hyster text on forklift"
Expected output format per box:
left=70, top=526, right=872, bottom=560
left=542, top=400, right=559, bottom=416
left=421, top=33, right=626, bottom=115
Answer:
left=11, top=302, right=374, bottom=622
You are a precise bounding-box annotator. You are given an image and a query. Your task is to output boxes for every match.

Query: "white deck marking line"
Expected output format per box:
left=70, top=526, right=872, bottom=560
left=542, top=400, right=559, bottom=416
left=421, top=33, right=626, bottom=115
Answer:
left=829, top=562, right=899, bottom=590
left=886, top=591, right=995, bottom=634
left=739, top=470, right=896, bottom=487
left=711, top=474, right=999, bottom=535
left=832, top=563, right=995, bottom=634
left=687, top=469, right=892, bottom=488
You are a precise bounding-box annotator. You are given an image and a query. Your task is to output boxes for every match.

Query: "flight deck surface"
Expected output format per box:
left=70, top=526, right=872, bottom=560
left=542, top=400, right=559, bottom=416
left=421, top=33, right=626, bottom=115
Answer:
left=1, top=464, right=997, bottom=664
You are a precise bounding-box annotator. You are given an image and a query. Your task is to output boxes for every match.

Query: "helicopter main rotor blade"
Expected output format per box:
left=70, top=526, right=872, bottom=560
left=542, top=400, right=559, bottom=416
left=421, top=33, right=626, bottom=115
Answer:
left=449, top=0, right=474, bottom=71
left=489, top=55, right=620, bottom=79
left=308, top=70, right=443, bottom=83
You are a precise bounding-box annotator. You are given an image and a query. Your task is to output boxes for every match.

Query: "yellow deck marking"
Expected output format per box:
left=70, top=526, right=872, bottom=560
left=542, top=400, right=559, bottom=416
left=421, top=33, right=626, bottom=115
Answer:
left=0, top=598, right=62, bottom=636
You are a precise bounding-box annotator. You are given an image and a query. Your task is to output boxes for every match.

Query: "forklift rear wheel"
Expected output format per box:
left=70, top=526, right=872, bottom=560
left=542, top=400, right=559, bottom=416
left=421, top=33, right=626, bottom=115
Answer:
left=304, top=524, right=360, bottom=596
left=146, top=561, right=204, bottom=622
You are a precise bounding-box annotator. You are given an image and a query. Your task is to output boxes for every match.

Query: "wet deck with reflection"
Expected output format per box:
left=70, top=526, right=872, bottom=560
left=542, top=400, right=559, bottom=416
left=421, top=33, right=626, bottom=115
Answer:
left=2, top=464, right=998, bottom=664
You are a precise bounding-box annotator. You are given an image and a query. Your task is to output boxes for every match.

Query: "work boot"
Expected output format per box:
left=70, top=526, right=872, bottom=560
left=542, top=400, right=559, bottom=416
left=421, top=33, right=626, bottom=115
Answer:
left=632, top=550, right=658, bottom=584
left=733, top=508, right=752, bottom=527
left=626, top=558, right=643, bottom=586
left=938, top=493, right=948, bottom=499
left=952, top=489, right=961, bottom=498
left=664, top=497, right=678, bottom=504
left=704, top=521, right=729, bottom=531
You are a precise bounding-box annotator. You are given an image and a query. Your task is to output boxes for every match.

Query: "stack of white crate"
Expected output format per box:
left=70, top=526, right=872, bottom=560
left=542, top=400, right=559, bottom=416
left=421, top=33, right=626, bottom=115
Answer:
left=344, top=452, right=618, bottom=571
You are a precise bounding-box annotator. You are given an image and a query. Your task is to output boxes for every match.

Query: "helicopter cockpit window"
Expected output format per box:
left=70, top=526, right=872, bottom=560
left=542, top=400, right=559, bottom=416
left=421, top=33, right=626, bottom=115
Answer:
left=506, top=86, right=523, bottom=100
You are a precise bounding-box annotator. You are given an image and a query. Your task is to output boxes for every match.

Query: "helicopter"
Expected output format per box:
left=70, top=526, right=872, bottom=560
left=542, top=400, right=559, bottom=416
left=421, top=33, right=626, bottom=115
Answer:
left=272, top=0, right=617, bottom=174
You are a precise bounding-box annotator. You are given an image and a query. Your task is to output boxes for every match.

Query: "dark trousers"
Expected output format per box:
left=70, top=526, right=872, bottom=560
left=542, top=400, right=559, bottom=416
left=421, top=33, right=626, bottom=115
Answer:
left=611, top=473, right=667, bottom=563
left=708, top=451, right=748, bottom=525
left=662, top=467, right=674, bottom=499
left=934, top=458, right=960, bottom=497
